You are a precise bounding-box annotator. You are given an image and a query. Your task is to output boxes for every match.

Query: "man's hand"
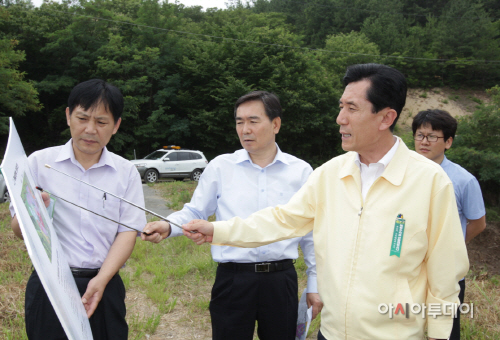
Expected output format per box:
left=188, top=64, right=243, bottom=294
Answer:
left=41, top=192, right=51, bottom=208
left=182, top=219, right=214, bottom=245
left=81, top=231, right=136, bottom=318
left=81, top=275, right=107, bottom=318
left=306, top=293, right=323, bottom=320
left=141, top=221, right=171, bottom=243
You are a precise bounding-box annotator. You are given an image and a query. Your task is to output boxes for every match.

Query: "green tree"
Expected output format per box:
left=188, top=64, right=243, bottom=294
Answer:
left=251, top=0, right=371, bottom=47
left=94, top=33, right=183, bottom=158
left=320, top=31, right=380, bottom=82
left=0, top=38, right=40, bottom=135
left=361, top=0, right=411, bottom=54
left=429, top=0, right=500, bottom=86
left=177, top=9, right=341, bottom=165
left=251, top=0, right=500, bottom=87
left=448, top=86, right=500, bottom=205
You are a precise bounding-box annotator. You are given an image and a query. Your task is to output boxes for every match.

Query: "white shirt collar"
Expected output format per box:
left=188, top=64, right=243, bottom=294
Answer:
left=354, top=136, right=400, bottom=200
left=55, top=139, right=117, bottom=171
left=235, top=143, right=289, bottom=168
left=354, top=136, right=400, bottom=169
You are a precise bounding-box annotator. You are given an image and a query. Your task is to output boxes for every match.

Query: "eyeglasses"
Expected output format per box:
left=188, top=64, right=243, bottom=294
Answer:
left=414, top=134, right=445, bottom=142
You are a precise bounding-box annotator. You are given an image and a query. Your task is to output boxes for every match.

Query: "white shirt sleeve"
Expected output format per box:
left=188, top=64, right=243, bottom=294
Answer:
left=297, top=165, right=318, bottom=293
left=167, top=161, right=220, bottom=237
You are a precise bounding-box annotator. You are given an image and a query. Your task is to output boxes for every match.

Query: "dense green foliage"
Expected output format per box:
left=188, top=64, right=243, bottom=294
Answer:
left=448, top=86, right=500, bottom=206
left=0, top=6, right=41, bottom=135
left=0, top=0, right=499, bottom=175
left=250, top=0, right=500, bottom=87
left=0, top=0, right=345, bottom=164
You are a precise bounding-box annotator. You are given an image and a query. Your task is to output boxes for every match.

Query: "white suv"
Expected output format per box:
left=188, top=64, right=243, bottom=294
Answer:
left=131, top=147, right=208, bottom=183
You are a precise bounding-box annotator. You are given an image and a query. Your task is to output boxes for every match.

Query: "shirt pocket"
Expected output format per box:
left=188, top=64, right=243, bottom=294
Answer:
left=276, top=191, right=297, bottom=205
left=94, top=195, right=122, bottom=237
left=101, top=194, right=121, bottom=218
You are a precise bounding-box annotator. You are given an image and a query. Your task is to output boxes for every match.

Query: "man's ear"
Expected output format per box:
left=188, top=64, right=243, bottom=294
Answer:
left=380, top=108, right=397, bottom=131
left=272, top=117, right=281, bottom=134
left=112, top=117, right=122, bottom=135
left=445, top=136, right=453, bottom=150
left=66, top=107, right=71, bottom=126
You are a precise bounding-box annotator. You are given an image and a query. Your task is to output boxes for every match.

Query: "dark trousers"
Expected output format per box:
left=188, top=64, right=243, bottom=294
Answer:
left=317, top=330, right=327, bottom=340
left=449, top=279, right=465, bottom=340
left=209, top=263, right=298, bottom=340
left=25, top=270, right=128, bottom=340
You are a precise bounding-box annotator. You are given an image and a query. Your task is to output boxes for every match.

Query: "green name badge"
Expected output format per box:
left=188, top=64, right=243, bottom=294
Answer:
left=390, top=214, right=405, bottom=257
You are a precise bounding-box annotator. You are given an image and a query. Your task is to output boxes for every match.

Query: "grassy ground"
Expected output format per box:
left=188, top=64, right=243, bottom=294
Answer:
left=137, top=181, right=321, bottom=339
left=0, top=204, right=30, bottom=340
left=1, top=181, right=499, bottom=339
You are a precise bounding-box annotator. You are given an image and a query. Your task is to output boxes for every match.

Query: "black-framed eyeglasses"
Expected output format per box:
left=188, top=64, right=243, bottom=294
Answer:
left=414, top=134, right=445, bottom=142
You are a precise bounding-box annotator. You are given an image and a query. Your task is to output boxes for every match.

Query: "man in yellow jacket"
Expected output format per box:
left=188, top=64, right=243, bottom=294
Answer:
left=160, top=64, right=469, bottom=340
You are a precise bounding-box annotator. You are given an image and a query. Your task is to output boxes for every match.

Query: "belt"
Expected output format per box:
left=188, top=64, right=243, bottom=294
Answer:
left=218, top=259, right=294, bottom=273
left=70, top=267, right=100, bottom=278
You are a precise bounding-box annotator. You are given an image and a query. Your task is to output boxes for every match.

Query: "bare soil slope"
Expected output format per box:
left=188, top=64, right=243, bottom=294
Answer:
left=398, top=87, right=489, bottom=130
left=468, top=222, right=500, bottom=276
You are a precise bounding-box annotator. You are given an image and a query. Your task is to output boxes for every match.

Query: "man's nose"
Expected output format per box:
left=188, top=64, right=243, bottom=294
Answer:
left=337, top=108, right=347, bottom=125
left=85, top=120, right=97, bottom=134
left=242, top=122, right=251, bottom=134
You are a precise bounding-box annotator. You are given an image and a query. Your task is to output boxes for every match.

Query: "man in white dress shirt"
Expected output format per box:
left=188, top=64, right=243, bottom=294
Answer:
left=142, top=91, right=322, bottom=340
left=11, top=79, right=146, bottom=339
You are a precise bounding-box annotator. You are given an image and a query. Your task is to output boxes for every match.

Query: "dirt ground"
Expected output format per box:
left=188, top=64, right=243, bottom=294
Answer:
left=467, top=222, right=500, bottom=276
left=126, top=288, right=212, bottom=340
left=398, top=87, right=489, bottom=130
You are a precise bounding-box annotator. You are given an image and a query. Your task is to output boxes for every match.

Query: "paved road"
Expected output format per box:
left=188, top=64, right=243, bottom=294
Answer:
left=142, top=184, right=175, bottom=221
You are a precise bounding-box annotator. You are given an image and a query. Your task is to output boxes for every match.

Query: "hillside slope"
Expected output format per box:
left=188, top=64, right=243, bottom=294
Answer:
left=398, top=87, right=488, bottom=131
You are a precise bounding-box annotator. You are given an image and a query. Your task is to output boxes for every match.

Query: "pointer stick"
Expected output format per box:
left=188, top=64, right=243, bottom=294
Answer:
left=36, top=186, right=151, bottom=235
left=46, top=165, right=182, bottom=228
left=44, top=164, right=196, bottom=233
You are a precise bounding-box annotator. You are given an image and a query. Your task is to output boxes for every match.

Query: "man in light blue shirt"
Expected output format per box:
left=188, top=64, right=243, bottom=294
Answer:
left=142, top=91, right=322, bottom=340
left=413, top=109, right=486, bottom=340
left=11, top=79, right=147, bottom=339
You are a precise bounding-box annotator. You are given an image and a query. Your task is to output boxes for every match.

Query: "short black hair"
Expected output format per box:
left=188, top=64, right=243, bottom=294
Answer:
left=343, top=63, right=407, bottom=131
left=412, top=109, right=458, bottom=141
left=68, top=79, right=124, bottom=123
left=234, top=91, right=281, bottom=121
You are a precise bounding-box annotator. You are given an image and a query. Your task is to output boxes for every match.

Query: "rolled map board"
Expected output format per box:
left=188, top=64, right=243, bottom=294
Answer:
left=1, top=118, right=93, bottom=340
